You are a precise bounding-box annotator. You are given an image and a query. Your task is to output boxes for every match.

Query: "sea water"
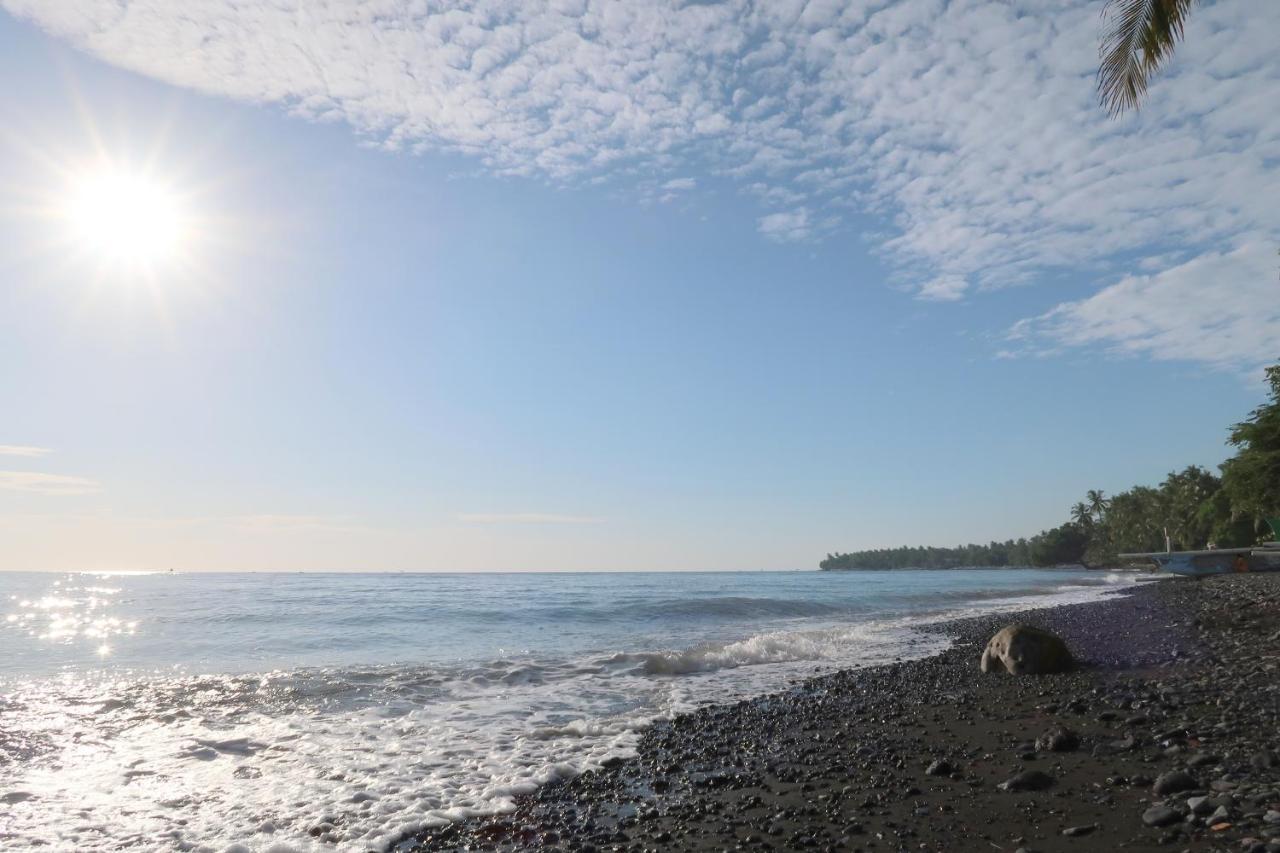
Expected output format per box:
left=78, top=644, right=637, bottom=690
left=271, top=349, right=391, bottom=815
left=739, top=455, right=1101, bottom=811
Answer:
left=0, top=569, right=1138, bottom=851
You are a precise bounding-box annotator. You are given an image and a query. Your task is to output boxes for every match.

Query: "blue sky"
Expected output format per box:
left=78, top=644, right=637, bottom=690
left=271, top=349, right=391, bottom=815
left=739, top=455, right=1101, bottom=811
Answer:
left=0, top=1, right=1276, bottom=571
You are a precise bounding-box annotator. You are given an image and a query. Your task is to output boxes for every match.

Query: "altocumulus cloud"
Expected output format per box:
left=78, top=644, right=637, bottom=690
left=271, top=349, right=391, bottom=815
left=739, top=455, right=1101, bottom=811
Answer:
left=9, top=0, right=1277, bottom=369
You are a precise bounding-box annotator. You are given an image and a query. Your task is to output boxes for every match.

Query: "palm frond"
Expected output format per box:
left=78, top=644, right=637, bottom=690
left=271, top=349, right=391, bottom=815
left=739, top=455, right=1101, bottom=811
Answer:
left=1097, top=0, right=1198, bottom=116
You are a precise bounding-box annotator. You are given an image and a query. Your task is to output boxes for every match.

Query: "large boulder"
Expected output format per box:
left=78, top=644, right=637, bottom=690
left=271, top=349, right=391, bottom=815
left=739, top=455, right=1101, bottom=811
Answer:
left=980, top=624, right=1073, bottom=675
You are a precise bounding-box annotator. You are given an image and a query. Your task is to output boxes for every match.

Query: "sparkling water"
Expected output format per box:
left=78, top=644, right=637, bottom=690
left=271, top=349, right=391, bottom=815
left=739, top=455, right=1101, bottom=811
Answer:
left=0, top=569, right=1136, bottom=851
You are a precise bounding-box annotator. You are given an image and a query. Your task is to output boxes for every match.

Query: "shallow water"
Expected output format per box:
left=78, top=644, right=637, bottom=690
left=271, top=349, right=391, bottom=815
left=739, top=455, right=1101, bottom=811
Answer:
left=0, top=569, right=1136, bottom=851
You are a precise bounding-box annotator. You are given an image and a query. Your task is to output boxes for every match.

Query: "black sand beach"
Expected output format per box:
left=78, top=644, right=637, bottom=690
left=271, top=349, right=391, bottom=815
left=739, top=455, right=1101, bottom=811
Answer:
left=406, top=573, right=1280, bottom=852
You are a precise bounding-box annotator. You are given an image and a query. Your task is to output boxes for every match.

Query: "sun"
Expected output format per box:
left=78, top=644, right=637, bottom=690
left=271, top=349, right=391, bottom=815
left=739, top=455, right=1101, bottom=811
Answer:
left=63, top=170, right=188, bottom=269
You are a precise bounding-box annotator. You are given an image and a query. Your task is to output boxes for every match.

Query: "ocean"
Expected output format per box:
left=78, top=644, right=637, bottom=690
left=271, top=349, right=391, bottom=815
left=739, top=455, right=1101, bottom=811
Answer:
left=0, top=569, right=1138, bottom=851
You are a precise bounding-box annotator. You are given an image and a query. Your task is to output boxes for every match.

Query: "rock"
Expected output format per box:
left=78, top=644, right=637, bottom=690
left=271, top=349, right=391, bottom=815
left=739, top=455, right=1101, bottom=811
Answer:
left=1062, top=824, right=1097, bottom=837
left=1188, top=796, right=1215, bottom=816
left=1153, top=770, right=1198, bottom=795
left=1188, top=753, right=1221, bottom=768
left=1143, top=805, right=1183, bottom=827
left=1036, top=727, right=1081, bottom=753
left=980, top=625, right=1074, bottom=675
left=925, top=759, right=953, bottom=776
left=998, top=770, right=1054, bottom=792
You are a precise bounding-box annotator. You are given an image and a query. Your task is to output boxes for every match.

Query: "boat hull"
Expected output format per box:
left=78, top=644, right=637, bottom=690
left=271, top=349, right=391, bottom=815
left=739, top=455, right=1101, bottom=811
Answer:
left=1149, top=550, right=1280, bottom=578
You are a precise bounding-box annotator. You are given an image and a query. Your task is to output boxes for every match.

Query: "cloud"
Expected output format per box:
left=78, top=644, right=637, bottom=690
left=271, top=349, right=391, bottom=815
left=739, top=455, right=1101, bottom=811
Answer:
left=757, top=208, right=810, bottom=243
left=0, top=471, right=100, bottom=495
left=1009, top=239, right=1280, bottom=373
left=229, top=514, right=366, bottom=531
left=7, top=0, right=1277, bottom=368
left=0, top=445, right=52, bottom=457
left=661, top=177, right=696, bottom=192
left=457, top=512, right=602, bottom=525
left=916, top=275, right=968, bottom=303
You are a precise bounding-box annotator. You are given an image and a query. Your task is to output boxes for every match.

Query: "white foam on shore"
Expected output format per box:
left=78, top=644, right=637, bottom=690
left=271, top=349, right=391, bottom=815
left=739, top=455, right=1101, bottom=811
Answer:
left=0, top=573, right=1141, bottom=852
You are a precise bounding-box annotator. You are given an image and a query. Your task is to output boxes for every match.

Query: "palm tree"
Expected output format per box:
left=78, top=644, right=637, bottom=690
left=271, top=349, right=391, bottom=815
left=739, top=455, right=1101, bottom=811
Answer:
left=1098, top=0, right=1198, bottom=116
left=1086, top=489, right=1111, bottom=521
left=1071, top=502, right=1093, bottom=528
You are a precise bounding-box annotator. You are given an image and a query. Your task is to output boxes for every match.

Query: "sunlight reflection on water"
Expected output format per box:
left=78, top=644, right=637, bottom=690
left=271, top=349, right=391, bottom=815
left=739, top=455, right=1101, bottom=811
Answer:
left=6, top=578, right=137, bottom=655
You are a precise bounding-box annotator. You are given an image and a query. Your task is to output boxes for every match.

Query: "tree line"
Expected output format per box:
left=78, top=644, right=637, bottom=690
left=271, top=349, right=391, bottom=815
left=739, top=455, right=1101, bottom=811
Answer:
left=821, top=363, right=1280, bottom=571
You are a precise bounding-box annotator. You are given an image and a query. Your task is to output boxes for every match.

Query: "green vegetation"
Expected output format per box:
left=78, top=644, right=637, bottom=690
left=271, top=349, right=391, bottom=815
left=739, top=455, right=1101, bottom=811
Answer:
left=1098, top=0, right=1197, bottom=116
left=822, top=364, right=1280, bottom=571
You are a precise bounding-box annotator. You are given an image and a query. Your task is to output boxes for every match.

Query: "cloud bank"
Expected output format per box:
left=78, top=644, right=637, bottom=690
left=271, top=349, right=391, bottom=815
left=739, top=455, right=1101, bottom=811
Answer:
left=0, top=445, right=52, bottom=457
left=8, top=0, right=1277, bottom=369
left=457, top=512, right=602, bottom=525
left=0, top=471, right=100, bottom=495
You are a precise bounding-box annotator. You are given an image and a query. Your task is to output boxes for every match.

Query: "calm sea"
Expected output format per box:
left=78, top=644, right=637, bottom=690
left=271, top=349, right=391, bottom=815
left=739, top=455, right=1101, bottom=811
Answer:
left=0, top=569, right=1136, bottom=851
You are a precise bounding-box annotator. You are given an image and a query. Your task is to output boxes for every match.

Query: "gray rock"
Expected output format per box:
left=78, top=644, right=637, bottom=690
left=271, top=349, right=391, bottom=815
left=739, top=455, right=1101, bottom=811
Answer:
left=1142, top=805, right=1182, bottom=827
left=1036, top=727, right=1081, bottom=753
left=998, top=770, right=1054, bottom=792
left=1188, top=752, right=1221, bottom=768
left=925, top=759, right=953, bottom=776
left=1187, top=796, right=1215, bottom=816
left=1153, top=770, right=1197, bottom=795
left=1062, top=824, right=1096, bottom=837
left=980, top=625, right=1073, bottom=675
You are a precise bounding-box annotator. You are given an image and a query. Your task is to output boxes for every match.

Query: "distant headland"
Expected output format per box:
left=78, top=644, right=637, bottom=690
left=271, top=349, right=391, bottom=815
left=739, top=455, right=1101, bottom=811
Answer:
left=823, top=363, right=1280, bottom=571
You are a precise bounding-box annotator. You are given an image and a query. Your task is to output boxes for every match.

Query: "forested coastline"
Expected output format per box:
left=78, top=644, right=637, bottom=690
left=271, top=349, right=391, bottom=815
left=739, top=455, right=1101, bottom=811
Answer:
left=822, top=364, right=1280, bottom=571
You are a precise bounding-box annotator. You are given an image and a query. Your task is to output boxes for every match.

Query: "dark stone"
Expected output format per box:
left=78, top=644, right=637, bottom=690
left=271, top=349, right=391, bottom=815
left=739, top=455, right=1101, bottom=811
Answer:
left=1153, top=770, right=1197, bottom=796
left=1142, top=805, right=1182, bottom=827
left=1062, top=824, right=1096, bottom=837
left=1036, top=727, right=1081, bottom=753
left=998, top=770, right=1054, bottom=792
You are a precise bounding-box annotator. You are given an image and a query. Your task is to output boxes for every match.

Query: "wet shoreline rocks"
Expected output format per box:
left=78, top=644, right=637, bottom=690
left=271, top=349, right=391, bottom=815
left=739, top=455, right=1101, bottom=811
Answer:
left=405, top=574, right=1280, bottom=852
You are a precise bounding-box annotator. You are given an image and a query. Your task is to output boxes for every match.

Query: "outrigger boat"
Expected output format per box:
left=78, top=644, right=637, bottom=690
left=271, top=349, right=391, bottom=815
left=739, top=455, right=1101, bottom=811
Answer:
left=1120, top=519, right=1280, bottom=578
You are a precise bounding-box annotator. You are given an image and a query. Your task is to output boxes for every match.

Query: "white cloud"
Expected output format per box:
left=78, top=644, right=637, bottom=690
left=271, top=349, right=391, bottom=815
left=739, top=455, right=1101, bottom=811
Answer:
left=8, top=0, right=1277, bottom=369
left=230, top=514, right=365, bottom=532
left=0, top=445, right=52, bottom=457
left=757, top=208, right=810, bottom=242
left=0, top=471, right=100, bottom=495
left=1009, top=239, right=1280, bottom=373
left=661, top=177, right=696, bottom=191
left=457, top=512, right=602, bottom=525
left=916, top=274, right=968, bottom=303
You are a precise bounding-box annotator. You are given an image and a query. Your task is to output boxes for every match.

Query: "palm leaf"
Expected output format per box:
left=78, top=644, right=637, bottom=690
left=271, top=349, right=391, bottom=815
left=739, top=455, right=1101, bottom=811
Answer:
left=1097, top=0, right=1198, bottom=115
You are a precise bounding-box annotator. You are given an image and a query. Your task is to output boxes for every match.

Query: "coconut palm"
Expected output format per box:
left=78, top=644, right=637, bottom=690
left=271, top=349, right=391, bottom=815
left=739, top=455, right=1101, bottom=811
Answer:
left=1097, top=0, right=1198, bottom=115
left=1071, top=502, right=1093, bottom=528
left=1086, top=489, right=1110, bottom=521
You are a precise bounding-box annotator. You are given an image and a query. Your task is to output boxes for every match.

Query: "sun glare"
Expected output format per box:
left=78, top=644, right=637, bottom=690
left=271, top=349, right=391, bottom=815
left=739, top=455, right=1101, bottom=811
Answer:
left=64, top=171, right=187, bottom=269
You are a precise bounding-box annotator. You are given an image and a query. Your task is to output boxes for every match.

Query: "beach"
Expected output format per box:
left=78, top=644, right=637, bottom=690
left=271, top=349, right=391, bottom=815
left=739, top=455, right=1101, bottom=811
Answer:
left=410, top=573, right=1280, bottom=852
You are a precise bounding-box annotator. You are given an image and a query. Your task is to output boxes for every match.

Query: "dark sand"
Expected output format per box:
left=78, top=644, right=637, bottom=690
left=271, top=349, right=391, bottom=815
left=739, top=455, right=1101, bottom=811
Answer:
left=405, top=574, right=1280, bottom=852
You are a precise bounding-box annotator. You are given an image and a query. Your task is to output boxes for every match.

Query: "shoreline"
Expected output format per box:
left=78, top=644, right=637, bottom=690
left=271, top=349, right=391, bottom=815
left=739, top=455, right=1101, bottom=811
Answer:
left=406, top=574, right=1280, bottom=852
